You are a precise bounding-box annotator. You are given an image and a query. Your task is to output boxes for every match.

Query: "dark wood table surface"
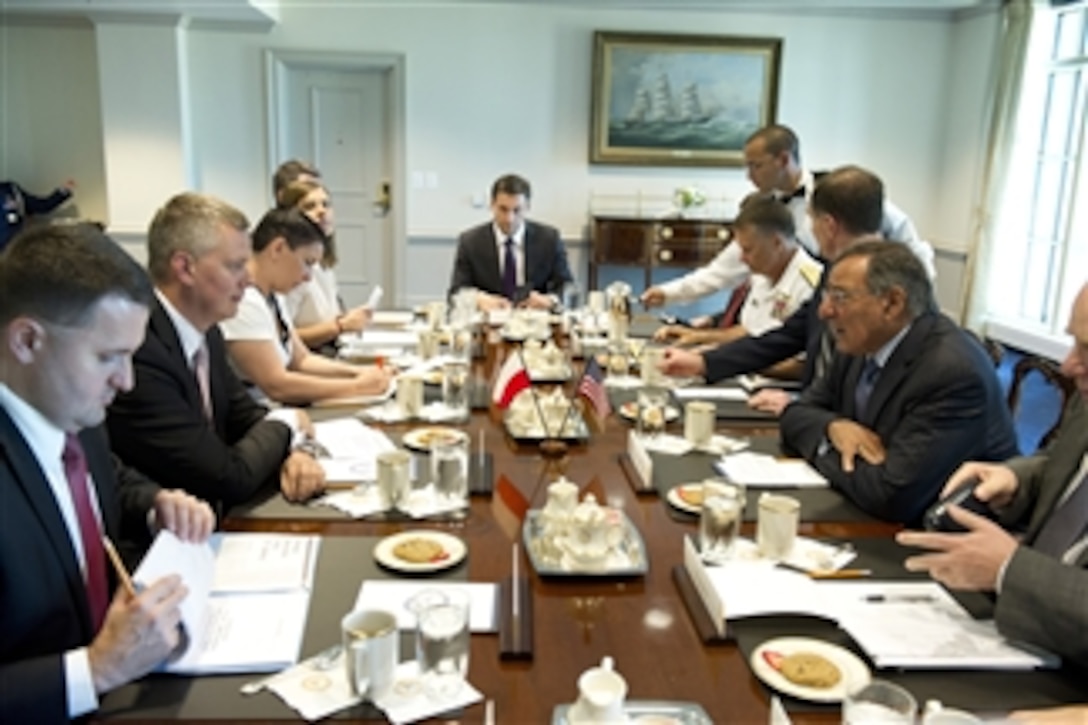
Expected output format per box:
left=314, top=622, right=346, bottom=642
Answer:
left=203, top=406, right=895, bottom=724
left=94, top=331, right=1084, bottom=722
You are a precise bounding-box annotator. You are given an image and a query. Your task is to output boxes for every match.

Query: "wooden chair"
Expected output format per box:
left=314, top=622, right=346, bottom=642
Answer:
left=1007, top=355, right=1075, bottom=450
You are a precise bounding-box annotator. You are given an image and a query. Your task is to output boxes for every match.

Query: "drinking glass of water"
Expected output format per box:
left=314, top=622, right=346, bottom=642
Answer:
left=442, top=360, right=470, bottom=418
left=699, top=478, right=745, bottom=564
left=431, top=435, right=469, bottom=505
left=842, top=678, right=917, bottom=724
left=415, top=590, right=470, bottom=699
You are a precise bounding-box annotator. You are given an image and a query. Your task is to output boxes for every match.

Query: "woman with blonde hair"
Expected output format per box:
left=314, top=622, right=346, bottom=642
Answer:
left=280, top=179, right=372, bottom=352
left=220, top=207, right=391, bottom=405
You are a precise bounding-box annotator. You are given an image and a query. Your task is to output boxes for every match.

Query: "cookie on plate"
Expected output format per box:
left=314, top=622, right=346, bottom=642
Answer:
left=779, top=652, right=841, bottom=689
left=392, top=537, right=444, bottom=563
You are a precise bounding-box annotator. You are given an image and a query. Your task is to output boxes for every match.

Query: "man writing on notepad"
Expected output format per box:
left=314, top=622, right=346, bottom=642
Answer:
left=0, top=223, right=214, bottom=720
left=108, top=193, right=327, bottom=512
left=899, top=283, right=1088, bottom=667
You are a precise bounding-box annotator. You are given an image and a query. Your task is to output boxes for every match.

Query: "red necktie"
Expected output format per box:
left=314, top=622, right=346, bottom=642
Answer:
left=718, top=280, right=751, bottom=328
left=62, top=434, right=109, bottom=629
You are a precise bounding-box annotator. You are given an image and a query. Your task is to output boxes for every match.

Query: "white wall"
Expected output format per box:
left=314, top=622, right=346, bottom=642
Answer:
left=0, top=4, right=1001, bottom=309
left=0, top=20, right=108, bottom=224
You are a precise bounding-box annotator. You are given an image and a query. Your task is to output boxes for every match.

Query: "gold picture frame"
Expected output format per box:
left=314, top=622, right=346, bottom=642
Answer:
left=590, top=31, right=782, bottom=167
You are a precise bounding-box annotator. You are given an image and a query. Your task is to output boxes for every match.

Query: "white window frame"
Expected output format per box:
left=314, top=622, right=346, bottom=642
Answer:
left=983, top=2, right=1088, bottom=360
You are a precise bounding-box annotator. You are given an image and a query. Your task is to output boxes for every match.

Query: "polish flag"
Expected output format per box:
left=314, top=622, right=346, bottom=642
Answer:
left=491, top=353, right=531, bottom=409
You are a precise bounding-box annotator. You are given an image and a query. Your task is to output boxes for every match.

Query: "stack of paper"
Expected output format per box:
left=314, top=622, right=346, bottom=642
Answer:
left=715, top=452, right=828, bottom=488
left=312, top=418, right=397, bottom=482
left=674, top=386, right=749, bottom=402
left=134, top=532, right=320, bottom=674
left=818, top=581, right=1059, bottom=670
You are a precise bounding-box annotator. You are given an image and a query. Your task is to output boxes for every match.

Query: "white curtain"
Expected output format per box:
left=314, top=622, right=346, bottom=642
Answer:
left=961, top=0, right=1034, bottom=330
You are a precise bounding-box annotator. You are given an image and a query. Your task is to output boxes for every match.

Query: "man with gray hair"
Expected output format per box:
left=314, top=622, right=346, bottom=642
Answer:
left=108, top=192, right=326, bottom=512
left=780, top=241, right=1017, bottom=524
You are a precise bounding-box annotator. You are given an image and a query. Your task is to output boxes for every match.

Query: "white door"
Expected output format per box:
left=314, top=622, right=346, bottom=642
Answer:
left=277, top=66, right=392, bottom=307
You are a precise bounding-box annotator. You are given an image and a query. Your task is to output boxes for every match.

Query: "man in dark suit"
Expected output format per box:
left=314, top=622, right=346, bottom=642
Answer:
left=107, top=193, right=326, bottom=512
left=659, top=166, right=887, bottom=416
left=0, top=223, right=214, bottom=721
left=780, top=241, right=1018, bottom=524
left=448, top=173, right=573, bottom=311
left=900, top=283, right=1088, bottom=667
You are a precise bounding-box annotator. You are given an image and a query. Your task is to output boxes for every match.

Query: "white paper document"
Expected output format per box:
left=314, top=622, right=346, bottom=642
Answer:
left=674, top=386, right=749, bottom=402
left=735, top=374, right=802, bottom=393
left=370, top=310, right=414, bottom=327
left=364, top=285, right=383, bottom=310
left=818, top=581, right=1059, bottom=670
left=312, top=418, right=397, bottom=482
left=133, top=531, right=319, bottom=674
left=353, top=329, right=420, bottom=348
left=703, top=559, right=831, bottom=621
left=715, top=452, right=828, bottom=488
left=355, top=581, right=498, bottom=632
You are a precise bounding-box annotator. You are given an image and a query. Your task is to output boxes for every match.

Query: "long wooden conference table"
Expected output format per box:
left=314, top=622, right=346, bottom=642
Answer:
left=95, top=343, right=1087, bottom=723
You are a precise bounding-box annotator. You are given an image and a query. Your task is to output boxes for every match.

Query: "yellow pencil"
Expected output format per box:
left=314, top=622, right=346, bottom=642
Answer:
left=102, top=535, right=137, bottom=598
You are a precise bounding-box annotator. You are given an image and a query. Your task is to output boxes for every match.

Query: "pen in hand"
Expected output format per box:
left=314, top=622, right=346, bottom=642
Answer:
left=865, top=594, right=935, bottom=603
left=102, top=535, right=138, bottom=598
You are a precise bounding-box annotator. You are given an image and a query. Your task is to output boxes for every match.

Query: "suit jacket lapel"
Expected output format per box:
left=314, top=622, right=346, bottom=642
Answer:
left=150, top=298, right=218, bottom=430
left=1025, top=400, right=1088, bottom=541
left=479, top=230, right=503, bottom=294
left=862, top=316, right=932, bottom=428
left=843, top=356, right=865, bottom=420
left=0, top=407, right=94, bottom=635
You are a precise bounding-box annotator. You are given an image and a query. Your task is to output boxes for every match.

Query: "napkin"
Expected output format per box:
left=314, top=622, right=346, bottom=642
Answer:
left=698, top=434, right=750, bottom=456
left=374, top=662, right=483, bottom=725
left=399, top=486, right=469, bottom=519
left=638, top=433, right=694, bottom=456
left=263, top=646, right=362, bottom=722
left=768, top=695, right=793, bottom=725
left=312, top=487, right=388, bottom=518
left=358, top=400, right=409, bottom=423
left=603, top=374, right=642, bottom=389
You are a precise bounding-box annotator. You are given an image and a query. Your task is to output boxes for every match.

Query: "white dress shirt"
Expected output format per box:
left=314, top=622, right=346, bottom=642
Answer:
left=493, top=222, right=526, bottom=287
left=0, top=384, right=99, bottom=717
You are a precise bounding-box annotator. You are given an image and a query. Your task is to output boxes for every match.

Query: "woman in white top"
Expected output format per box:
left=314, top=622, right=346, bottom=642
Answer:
left=281, top=180, right=371, bottom=351
left=220, top=208, right=391, bottom=405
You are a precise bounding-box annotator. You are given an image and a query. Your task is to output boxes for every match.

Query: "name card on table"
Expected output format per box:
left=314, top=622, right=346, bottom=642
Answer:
left=626, top=430, right=653, bottom=491
left=682, top=536, right=726, bottom=638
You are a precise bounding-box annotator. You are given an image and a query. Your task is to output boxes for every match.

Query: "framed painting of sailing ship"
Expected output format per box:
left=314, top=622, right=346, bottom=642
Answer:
left=590, top=31, right=782, bottom=167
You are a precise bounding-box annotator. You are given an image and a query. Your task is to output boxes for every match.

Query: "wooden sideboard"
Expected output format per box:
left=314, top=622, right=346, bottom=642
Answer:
left=589, top=215, right=733, bottom=290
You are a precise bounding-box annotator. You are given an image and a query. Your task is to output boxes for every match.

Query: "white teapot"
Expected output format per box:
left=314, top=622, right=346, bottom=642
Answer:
left=560, top=494, right=624, bottom=571
left=568, top=656, right=628, bottom=724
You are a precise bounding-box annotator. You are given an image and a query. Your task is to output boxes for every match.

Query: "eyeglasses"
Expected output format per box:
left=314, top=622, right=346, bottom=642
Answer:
left=821, top=287, right=871, bottom=307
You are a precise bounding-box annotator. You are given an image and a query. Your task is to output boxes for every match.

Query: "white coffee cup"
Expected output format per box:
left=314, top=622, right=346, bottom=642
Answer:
left=683, top=400, right=716, bottom=448
left=417, top=330, right=439, bottom=360
left=376, top=450, right=410, bottom=508
left=756, top=492, right=800, bottom=561
left=341, top=609, right=398, bottom=701
left=396, top=374, right=424, bottom=417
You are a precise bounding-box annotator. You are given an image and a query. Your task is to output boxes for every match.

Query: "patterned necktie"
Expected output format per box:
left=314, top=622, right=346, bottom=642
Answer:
left=718, top=280, right=751, bottom=328
left=1033, top=470, right=1088, bottom=559
left=62, top=434, right=109, bottom=629
left=192, top=343, right=212, bottom=421
left=502, top=238, right=517, bottom=300
left=853, top=358, right=881, bottom=420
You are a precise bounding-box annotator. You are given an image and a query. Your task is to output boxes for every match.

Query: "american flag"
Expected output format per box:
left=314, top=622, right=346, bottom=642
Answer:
left=576, top=356, right=611, bottom=428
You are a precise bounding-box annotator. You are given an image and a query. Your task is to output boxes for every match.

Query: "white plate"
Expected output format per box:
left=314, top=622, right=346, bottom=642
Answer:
left=373, top=530, right=467, bottom=573
left=618, top=401, right=681, bottom=422
left=401, top=426, right=468, bottom=452
left=750, top=637, right=870, bottom=703
left=665, top=483, right=704, bottom=514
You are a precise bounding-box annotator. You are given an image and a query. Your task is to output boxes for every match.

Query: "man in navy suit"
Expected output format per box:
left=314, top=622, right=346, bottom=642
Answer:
left=0, top=223, right=214, bottom=721
left=780, top=242, right=1017, bottom=524
left=448, top=173, right=573, bottom=311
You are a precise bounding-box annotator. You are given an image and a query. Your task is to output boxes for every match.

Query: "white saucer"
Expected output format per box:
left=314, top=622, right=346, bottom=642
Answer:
left=618, top=402, right=680, bottom=422
left=749, top=636, right=870, bottom=703
left=665, top=484, right=703, bottom=514
left=373, top=530, right=467, bottom=573
left=401, top=426, right=468, bottom=452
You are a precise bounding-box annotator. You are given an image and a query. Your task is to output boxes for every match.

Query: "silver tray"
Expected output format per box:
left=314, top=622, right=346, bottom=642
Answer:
left=552, top=700, right=712, bottom=724
left=503, top=410, right=590, bottom=445
left=523, top=509, right=648, bottom=577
